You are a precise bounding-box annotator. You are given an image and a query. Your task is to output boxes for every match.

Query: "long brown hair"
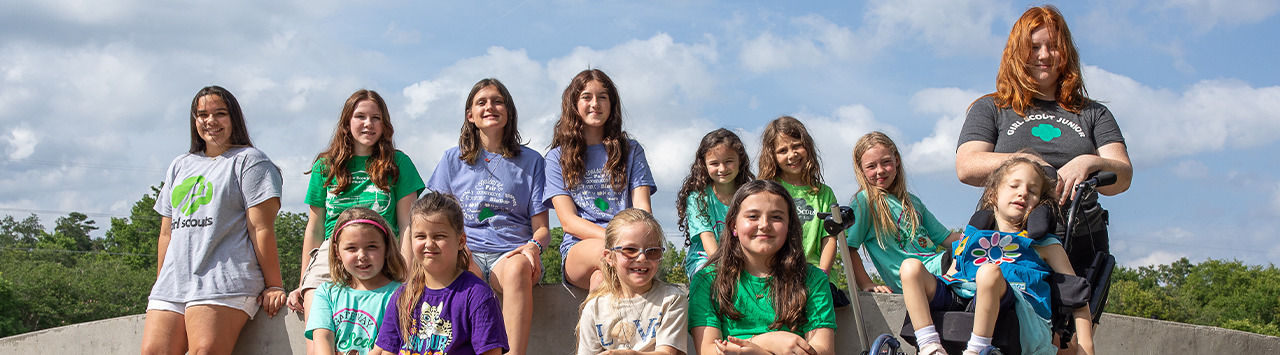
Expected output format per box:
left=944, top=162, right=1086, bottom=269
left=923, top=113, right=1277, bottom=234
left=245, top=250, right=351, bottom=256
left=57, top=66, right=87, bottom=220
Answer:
left=326, top=207, right=408, bottom=289
left=459, top=78, right=524, bottom=165
left=676, top=128, right=755, bottom=247
left=977, top=157, right=1058, bottom=231
left=758, top=116, right=823, bottom=194
left=578, top=208, right=666, bottom=343
left=396, top=191, right=472, bottom=340
left=311, top=89, right=400, bottom=194
left=851, top=132, right=919, bottom=249
left=981, top=5, right=1088, bottom=116
left=549, top=69, right=632, bottom=191
left=188, top=86, right=254, bottom=154
left=707, top=180, right=810, bottom=332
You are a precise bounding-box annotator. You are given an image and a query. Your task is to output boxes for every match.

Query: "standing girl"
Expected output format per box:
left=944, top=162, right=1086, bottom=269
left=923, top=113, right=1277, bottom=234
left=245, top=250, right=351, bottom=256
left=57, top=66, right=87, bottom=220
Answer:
left=545, top=69, right=656, bottom=290
left=688, top=180, right=836, bottom=355
left=575, top=209, right=689, bottom=355
left=141, top=86, right=286, bottom=355
left=757, top=116, right=837, bottom=272
left=305, top=208, right=408, bottom=355
left=900, top=157, right=1094, bottom=355
left=290, top=89, right=426, bottom=354
left=374, top=192, right=508, bottom=355
left=427, top=78, right=548, bottom=355
left=676, top=128, right=754, bottom=280
left=846, top=132, right=960, bottom=293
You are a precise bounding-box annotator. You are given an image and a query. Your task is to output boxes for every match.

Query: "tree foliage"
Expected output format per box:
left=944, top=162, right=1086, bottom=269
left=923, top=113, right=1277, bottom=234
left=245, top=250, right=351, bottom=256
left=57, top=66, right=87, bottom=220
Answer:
left=1108, top=257, right=1280, bottom=337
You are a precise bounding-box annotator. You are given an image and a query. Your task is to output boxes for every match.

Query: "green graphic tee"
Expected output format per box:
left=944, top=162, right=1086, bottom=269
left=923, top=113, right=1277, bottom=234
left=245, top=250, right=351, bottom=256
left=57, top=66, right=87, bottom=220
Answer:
left=305, top=151, right=425, bottom=239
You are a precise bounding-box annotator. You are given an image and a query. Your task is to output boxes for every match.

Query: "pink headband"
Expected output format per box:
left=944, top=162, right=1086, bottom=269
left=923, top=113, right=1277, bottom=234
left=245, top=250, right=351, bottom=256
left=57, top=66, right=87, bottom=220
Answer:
left=336, top=218, right=389, bottom=238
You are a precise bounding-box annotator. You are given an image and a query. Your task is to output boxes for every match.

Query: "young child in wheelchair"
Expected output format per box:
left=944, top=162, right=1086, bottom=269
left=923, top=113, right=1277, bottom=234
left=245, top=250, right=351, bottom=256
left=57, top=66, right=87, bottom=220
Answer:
left=900, top=157, right=1094, bottom=355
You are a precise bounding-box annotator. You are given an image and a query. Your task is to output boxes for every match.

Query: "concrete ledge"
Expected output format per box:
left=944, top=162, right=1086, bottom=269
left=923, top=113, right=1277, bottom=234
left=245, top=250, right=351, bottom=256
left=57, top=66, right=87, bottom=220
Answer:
left=2, top=285, right=1277, bottom=354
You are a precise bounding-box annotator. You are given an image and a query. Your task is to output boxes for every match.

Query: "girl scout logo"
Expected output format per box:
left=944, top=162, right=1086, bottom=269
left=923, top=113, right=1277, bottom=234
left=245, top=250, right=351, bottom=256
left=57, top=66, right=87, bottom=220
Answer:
left=173, top=175, right=214, bottom=216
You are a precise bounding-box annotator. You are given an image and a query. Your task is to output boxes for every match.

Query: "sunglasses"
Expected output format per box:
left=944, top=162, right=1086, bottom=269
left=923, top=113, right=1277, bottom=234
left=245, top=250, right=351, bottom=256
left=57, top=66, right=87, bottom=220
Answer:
left=609, top=246, right=665, bottom=261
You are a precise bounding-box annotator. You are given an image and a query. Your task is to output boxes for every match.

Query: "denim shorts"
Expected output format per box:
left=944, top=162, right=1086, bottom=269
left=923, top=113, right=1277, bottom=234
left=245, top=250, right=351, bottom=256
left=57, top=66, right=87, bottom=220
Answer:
left=471, top=248, right=546, bottom=284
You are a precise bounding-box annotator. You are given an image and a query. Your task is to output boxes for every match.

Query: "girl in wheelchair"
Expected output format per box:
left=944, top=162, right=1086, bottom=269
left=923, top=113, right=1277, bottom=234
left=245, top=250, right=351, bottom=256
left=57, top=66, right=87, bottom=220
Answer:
left=900, top=157, right=1094, bottom=355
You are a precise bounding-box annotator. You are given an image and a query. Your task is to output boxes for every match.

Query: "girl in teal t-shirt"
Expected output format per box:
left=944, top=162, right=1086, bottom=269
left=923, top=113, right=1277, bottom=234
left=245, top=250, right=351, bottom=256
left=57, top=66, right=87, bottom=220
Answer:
left=290, top=90, right=426, bottom=355
left=689, top=180, right=836, bottom=355
left=676, top=128, right=754, bottom=280
left=305, top=208, right=408, bottom=355
left=846, top=132, right=959, bottom=293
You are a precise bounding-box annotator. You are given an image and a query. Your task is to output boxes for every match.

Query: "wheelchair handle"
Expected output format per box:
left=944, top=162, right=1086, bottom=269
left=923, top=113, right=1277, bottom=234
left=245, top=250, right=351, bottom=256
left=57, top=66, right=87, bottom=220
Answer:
left=1077, top=171, right=1117, bottom=190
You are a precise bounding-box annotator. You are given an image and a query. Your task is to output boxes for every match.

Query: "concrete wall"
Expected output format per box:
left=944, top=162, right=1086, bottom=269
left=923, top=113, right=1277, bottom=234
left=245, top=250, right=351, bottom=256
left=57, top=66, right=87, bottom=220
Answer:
left=2, top=284, right=1277, bottom=354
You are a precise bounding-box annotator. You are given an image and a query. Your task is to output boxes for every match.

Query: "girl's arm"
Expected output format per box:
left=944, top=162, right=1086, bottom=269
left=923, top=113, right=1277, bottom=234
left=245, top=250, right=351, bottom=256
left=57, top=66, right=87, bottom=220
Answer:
left=850, top=249, right=891, bottom=293
left=818, top=236, right=837, bottom=272
left=698, top=231, right=719, bottom=256
left=396, top=193, right=416, bottom=262
left=551, top=195, right=606, bottom=240
left=247, top=197, right=287, bottom=317
left=156, top=217, right=172, bottom=278
left=310, top=329, right=337, bottom=355
left=690, top=326, right=725, bottom=355
left=955, top=141, right=1050, bottom=187
left=631, top=185, right=652, bottom=213
left=805, top=327, right=835, bottom=355
left=942, top=232, right=961, bottom=253
left=480, top=349, right=503, bottom=355
left=289, top=205, right=326, bottom=312
left=1033, top=244, right=1095, bottom=355
left=742, top=331, right=819, bottom=355
left=1054, top=142, right=1132, bottom=205
left=508, top=211, right=549, bottom=281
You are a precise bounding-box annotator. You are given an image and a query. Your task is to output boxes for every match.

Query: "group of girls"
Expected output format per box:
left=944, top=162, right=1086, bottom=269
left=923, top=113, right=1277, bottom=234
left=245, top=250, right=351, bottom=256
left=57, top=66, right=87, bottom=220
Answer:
left=139, top=5, right=1129, bottom=355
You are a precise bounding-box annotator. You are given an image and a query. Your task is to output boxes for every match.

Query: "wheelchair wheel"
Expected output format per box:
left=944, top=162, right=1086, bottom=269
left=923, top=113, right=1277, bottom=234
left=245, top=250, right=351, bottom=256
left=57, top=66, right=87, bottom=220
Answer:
left=865, top=333, right=903, bottom=355
left=978, top=345, right=1003, bottom=355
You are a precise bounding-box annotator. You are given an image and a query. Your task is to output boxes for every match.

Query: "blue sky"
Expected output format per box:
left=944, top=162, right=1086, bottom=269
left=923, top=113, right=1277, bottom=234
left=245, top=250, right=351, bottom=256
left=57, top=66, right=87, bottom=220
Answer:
left=1, top=0, right=1279, bottom=270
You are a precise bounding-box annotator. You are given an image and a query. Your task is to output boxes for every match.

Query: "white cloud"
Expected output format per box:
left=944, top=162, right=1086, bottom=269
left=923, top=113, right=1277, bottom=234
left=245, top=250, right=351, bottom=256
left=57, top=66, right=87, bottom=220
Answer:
left=384, top=22, right=421, bottom=45
left=1159, top=0, right=1280, bottom=31
left=1131, top=250, right=1187, bottom=267
left=739, top=31, right=826, bottom=73
left=903, top=87, right=985, bottom=175
left=1171, top=160, right=1209, bottom=179
left=1085, top=65, right=1280, bottom=164
left=4, top=127, right=36, bottom=160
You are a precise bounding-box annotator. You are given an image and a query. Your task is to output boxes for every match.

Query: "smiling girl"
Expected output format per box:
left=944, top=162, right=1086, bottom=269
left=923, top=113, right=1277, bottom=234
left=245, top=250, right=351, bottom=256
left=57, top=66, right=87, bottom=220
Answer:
left=676, top=128, right=755, bottom=280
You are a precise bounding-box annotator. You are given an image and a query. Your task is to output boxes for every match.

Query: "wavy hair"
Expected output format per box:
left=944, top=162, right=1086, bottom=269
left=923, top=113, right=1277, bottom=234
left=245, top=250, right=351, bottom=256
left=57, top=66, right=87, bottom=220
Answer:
left=396, top=191, right=472, bottom=340
left=578, top=208, right=667, bottom=344
left=326, top=207, right=408, bottom=289
left=311, top=90, right=400, bottom=194
left=977, top=157, right=1058, bottom=232
left=459, top=78, right=524, bottom=165
left=549, top=69, right=632, bottom=191
left=188, top=86, right=254, bottom=154
left=852, top=132, right=920, bottom=249
left=758, top=116, right=823, bottom=194
left=707, top=180, right=811, bottom=332
left=676, top=128, right=755, bottom=247
left=982, top=5, right=1088, bottom=116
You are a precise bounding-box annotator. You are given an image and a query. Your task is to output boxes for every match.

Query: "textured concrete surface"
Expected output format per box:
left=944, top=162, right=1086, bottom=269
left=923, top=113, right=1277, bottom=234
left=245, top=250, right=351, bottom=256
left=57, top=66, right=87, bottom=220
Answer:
left=1, top=285, right=1276, bottom=354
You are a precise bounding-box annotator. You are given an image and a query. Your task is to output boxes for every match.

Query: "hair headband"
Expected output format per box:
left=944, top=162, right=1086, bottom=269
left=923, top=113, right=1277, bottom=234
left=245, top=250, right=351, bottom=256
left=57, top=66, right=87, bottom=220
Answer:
left=336, top=218, right=389, bottom=237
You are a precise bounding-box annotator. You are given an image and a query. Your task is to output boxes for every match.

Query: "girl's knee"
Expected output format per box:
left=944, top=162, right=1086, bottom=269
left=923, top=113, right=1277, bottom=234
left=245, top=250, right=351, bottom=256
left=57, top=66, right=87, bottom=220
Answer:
left=976, top=264, right=1005, bottom=286
left=901, top=259, right=926, bottom=277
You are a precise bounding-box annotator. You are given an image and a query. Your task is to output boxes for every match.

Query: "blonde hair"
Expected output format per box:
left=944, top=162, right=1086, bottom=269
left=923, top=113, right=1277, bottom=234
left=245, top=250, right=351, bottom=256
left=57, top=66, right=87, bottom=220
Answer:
left=578, top=208, right=666, bottom=345
left=978, top=157, right=1058, bottom=231
left=326, top=207, right=408, bottom=289
left=851, top=132, right=920, bottom=249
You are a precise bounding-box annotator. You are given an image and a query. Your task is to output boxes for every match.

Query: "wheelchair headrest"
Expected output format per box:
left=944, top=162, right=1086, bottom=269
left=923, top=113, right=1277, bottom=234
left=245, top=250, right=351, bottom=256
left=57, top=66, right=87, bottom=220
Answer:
left=968, top=204, right=1056, bottom=241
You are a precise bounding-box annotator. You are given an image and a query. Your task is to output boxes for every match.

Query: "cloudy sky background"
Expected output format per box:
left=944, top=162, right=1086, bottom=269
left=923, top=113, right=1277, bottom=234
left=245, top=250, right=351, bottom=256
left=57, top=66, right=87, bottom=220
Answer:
left=2, top=0, right=1279, bottom=270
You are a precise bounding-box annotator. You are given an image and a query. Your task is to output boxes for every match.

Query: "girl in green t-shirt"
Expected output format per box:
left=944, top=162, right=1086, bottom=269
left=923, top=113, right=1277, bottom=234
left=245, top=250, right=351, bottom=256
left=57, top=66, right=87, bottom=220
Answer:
left=676, top=128, right=754, bottom=280
left=756, top=116, right=837, bottom=272
left=689, top=180, right=837, bottom=355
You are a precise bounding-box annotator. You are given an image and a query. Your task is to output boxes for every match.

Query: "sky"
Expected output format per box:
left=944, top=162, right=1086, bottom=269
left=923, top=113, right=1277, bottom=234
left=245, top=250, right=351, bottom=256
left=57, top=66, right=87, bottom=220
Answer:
left=1, top=0, right=1279, bottom=270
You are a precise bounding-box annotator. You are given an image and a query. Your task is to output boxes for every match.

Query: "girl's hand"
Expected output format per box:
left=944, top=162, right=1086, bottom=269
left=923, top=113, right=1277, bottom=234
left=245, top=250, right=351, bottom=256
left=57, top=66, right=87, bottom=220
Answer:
left=258, top=287, right=288, bottom=318
left=748, top=332, right=817, bottom=355
left=715, top=336, right=767, bottom=355
left=287, top=288, right=305, bottom=313
left=599, top=350, right=641, bottom=355
left=859, top=282, right=892, bottom=294
left=507, top=241, right=544, bottom=282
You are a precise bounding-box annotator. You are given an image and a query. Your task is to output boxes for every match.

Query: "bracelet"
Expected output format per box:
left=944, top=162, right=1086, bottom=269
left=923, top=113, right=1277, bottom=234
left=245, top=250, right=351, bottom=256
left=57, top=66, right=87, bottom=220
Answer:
left=264, top=286, right=285, bottom=293
left=527, top=239, right=544, bottom=253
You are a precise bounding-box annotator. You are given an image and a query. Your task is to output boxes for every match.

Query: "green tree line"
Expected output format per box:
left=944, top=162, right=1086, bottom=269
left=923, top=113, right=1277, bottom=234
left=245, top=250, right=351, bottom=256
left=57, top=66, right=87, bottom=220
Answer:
left=2, top=189, right=1277, bottom=339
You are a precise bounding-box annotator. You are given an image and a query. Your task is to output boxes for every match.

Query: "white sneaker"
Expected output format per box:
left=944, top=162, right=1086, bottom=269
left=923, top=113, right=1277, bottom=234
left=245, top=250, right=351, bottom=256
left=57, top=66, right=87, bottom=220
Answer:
left=919, top=342, right=949, bottom=355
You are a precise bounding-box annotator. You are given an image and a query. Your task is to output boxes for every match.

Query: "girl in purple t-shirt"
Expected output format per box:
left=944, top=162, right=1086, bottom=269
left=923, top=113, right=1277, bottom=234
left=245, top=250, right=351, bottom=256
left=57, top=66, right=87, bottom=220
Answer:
left=545, top=69, right=657, bottom=291
left=374, top=192, right=508, bottom=355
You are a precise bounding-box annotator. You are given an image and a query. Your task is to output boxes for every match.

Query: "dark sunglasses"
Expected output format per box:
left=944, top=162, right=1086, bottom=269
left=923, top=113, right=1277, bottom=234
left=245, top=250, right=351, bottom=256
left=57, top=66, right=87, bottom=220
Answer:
left=609, top=246, right=665, bottom=260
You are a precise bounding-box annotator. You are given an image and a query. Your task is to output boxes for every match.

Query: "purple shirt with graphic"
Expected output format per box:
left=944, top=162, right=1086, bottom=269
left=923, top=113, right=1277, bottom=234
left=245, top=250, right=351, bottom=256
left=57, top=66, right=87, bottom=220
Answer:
left=375, top=272, right=507, bottom=355
left=543, top=140, right=656, bottom=254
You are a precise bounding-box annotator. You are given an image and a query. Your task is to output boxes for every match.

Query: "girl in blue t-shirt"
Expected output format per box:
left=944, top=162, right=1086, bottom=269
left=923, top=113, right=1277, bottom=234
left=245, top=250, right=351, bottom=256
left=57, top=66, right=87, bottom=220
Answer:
left=545, top=69, right=656, bottom=291
left=676, top=128, right=754, bottom=280
left=306, top=208, right=408, bottom=355
left=374, top=191, right=508, bottom=355
left=426, top=78, right=547, bottom=355
left=846, top=132, right=960, bottom=294
left=900, top=158, right=1093, bottom=355
left=290, top=89, right=426, bottom=354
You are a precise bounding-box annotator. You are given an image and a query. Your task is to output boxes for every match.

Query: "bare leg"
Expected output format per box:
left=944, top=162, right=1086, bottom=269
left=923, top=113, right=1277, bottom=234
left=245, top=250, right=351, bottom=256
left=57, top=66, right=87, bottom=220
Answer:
left=900, top=258, right=939, bottom=330
left=564, top=238, right=605, bottom=290
left=972, top=264, right=1007, bottom=338
left=141, top=310, right=187, bottom=355
left=302, top=289, right=314, bottom=355
left=491, top=253, right=536, bottom=355
left=184, top=305, right=251, bottom=355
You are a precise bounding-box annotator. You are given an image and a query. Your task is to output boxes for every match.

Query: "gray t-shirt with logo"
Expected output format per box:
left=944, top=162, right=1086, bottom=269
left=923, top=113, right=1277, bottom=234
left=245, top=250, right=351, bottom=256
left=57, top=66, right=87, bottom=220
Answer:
left=958, top=96, right=1125, bottom=233
left=150, top=147, right=284, bottom=303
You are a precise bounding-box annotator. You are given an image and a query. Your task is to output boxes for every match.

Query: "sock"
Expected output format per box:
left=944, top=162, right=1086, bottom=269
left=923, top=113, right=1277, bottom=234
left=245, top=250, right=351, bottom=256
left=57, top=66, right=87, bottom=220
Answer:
left=966, top=334, right=992, bottom=353
left=915, top=325, right=941, bottom=345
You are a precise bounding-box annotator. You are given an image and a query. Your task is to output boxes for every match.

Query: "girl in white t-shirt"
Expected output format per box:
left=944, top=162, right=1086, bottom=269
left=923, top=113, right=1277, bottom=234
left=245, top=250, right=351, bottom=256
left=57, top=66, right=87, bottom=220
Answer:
left=576, top=209, right=688, bottom=355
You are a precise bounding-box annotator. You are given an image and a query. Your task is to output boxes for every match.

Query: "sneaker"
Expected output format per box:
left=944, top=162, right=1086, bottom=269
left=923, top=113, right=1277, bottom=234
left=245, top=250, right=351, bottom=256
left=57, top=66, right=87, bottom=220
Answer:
left=919, top=342, right=949, bottom=355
